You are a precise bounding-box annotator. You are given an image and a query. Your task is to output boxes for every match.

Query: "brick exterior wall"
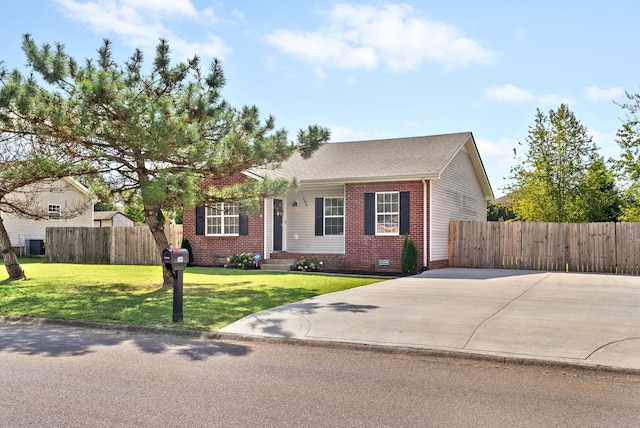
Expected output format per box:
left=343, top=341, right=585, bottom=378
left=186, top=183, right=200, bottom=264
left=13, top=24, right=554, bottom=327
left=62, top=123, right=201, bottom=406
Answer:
left=183, top=174, right=265, bottom=266
left=343, top=181, right=426, bottom=273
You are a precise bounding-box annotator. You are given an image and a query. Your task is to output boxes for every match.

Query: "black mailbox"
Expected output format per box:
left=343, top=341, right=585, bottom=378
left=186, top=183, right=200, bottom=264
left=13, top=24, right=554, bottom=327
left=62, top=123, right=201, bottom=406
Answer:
left=163, top=248, right=189, bottom=323
left=163, top=248, right=189, bottom=272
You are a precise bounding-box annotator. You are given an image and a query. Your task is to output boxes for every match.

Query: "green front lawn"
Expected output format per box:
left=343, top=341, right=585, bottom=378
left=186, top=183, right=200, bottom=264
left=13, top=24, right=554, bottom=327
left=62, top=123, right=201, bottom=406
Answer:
left=0, top=259, right=385, bottom=331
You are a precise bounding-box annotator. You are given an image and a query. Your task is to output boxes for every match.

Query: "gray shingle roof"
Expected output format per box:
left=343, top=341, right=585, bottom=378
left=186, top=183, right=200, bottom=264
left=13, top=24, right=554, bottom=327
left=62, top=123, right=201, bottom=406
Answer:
left=254, top=132, right=492, bottom=197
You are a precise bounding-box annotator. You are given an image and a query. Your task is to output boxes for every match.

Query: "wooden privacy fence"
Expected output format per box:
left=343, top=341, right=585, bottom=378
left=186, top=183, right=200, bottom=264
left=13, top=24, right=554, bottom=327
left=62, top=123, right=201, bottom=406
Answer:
left=449, top=221, right=640, bottom=274
left=45, top=225, right=184, bottom=265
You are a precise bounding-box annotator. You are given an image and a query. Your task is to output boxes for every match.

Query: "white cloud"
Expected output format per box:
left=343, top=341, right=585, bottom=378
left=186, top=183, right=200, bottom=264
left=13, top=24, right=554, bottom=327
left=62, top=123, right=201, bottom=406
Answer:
left=585, top=86, right=625, bottom=102
left=328, top=126, right=393, bottom=142
left=329, top=126, right=370, bottom=142
left=266, top=3, right=495, bottom=72
left=484, top=84, right=534, bottom=104
left=476, top=137, right=516, bottom=168
left=55, top=0, right=230, bottom=59
left=485, top=84, right=572, bottom=106
left=536, top=94, right=572, bottom=106
left=476, top=137, right=519, bottom=196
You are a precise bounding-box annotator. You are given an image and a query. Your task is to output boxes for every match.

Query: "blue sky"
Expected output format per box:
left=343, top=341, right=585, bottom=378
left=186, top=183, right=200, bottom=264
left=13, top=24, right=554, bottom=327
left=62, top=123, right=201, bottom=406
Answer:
left=1, top=1, right=637, bottom=197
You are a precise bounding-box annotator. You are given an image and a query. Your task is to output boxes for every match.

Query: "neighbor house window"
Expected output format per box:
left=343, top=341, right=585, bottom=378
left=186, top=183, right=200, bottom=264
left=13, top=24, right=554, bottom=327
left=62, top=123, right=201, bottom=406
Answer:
left=48, top=204, right=61, bottom=220
left=206, top=203, right=239, bottom=236
left=376, top=192, right=399, bottom=235
left=324, top=197, right=344, bottom=235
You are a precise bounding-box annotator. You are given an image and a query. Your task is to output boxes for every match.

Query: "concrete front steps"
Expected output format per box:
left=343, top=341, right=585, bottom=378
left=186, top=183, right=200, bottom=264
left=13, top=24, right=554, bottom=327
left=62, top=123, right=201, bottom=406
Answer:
left=260, top=259, right=295, bottom=272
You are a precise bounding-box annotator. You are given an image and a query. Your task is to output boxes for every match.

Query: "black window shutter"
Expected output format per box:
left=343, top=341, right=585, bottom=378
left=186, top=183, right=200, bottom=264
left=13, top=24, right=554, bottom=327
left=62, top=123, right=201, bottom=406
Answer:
left=315, top=198, right=324, bottom=236
left=239, top=215, right=248, bottom=235
left=195, top=206, right=205, bottom=235
left=400, top=191, right=410, bottom=235
left=364, top=193, right=375, bottom=235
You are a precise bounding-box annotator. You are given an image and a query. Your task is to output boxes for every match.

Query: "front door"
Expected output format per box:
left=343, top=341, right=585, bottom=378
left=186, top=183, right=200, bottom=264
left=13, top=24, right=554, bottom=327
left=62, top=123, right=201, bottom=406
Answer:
left=273, top=199, right=283, bottom=251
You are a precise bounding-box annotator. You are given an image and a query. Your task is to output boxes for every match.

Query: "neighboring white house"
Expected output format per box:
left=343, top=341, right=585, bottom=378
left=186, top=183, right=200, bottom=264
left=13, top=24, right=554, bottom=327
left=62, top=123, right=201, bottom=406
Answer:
left=93, top=211, right=135, bottom=227
left=1, top=177, right=94, bottom=255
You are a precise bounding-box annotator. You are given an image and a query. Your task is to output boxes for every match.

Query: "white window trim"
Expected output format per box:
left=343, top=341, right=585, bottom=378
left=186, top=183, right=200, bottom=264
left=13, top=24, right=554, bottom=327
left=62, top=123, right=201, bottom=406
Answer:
left=324, top=197, right=344, bottom=236
left=48, top=204, right=61, bottom=220
left=375, top=191, right=399, bottom=236
left=205, top=203, right=240, bottom=236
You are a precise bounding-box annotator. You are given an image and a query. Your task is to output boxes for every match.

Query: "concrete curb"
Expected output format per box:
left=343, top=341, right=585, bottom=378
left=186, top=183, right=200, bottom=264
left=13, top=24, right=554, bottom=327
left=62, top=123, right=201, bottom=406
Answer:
left=2, top=316, right=639, bottom=377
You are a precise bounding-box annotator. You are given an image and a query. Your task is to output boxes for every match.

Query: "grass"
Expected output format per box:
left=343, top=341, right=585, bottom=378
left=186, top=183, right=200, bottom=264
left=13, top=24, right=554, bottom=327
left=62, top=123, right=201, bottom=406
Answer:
left=0, top=258, right=385, bottom=331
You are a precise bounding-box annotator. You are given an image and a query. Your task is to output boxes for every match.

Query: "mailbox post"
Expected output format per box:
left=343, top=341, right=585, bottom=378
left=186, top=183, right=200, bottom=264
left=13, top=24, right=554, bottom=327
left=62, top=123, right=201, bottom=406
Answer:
left=162, top=248, right=189, bottom=323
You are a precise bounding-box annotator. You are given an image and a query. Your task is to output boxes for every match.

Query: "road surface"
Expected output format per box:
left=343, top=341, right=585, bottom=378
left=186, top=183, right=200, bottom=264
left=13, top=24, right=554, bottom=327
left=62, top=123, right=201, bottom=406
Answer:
left=1, top=324, right=639, bottom=427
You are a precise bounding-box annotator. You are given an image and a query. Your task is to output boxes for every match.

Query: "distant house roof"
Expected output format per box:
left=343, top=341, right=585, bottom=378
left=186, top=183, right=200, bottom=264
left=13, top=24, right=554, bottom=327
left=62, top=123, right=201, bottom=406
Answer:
left=253, top=132, right=493, bottom=199
left=491, top=194, right=512, bottom=206
left=93, top=211, right=128, bottom=221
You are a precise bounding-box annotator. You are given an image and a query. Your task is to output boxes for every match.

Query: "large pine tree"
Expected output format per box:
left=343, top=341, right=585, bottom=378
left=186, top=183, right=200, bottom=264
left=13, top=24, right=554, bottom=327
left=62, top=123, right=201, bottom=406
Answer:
left=1, top=35, right=329, bottom=285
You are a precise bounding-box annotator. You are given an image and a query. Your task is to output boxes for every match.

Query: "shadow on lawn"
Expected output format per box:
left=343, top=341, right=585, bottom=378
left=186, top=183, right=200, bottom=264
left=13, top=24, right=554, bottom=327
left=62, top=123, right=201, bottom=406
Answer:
left=0, top=282, right=330, bottom=359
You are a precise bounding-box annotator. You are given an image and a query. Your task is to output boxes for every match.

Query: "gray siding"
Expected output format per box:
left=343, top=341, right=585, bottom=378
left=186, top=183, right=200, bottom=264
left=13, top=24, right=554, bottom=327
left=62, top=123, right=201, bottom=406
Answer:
left=430, top=148, right=487, bottom=261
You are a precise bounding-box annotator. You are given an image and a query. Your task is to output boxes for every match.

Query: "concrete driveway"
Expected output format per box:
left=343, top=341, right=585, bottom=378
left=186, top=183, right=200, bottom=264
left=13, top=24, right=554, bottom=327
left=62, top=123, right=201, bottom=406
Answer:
left=221, top=269, right=640, bottom=371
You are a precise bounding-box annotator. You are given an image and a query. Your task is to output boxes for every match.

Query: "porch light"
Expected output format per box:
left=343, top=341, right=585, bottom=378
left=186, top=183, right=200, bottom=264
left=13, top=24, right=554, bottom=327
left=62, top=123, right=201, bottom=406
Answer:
left=292, top=201, right=299, bottom=207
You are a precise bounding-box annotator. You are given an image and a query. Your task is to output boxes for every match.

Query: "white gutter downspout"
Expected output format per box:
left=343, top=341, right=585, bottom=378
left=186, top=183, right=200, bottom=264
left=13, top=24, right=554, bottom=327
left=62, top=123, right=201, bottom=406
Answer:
left=422, top=178, right=428, bottom=270
left=263, top=198, right=268, bottom=260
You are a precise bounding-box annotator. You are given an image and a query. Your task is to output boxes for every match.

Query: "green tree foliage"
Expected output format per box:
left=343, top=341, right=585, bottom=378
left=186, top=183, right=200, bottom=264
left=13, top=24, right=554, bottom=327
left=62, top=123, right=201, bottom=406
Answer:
left=578, top=158, right=621, bottom=222
left=400, top=234, right=418, bottom=274
left=615, top=91, right=640, bottom=221
left=124, top=202, right=145, bottom=225
left=506, top=104, right=619, bottom=222
left=487, top=200, right=516, bottom=221
left=2, top=35, right=330, bottom=286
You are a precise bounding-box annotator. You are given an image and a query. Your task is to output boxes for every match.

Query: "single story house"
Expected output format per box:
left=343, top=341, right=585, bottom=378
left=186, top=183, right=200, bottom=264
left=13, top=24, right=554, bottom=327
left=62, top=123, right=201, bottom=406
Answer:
left=93, top=210, right=135, bottom=227
left=1, top=177, right=94, bottom=255
left=183, top=132, right=493, bottom=272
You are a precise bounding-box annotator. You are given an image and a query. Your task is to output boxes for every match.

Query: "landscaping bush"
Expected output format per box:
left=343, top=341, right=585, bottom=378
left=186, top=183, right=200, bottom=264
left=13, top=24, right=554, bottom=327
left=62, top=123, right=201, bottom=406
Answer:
left=225, top=252, right=258, bottom=269
left=401, top=234, right=418, bottom=274
left=294, top=256, right=323, bottom=272
left=180, top=238, right=194, bottom=265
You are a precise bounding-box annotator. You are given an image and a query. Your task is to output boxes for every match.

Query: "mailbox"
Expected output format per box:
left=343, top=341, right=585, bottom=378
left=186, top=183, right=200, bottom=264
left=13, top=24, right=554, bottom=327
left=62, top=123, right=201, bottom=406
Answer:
left=163, top=248, right=189, bottom=323
left=162, top=248, right=189, bottom=272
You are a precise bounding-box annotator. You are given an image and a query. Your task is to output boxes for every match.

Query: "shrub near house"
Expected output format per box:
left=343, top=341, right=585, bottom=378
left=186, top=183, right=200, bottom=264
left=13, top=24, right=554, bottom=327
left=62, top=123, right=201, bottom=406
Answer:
left=225, top=252, right=258, bottom=269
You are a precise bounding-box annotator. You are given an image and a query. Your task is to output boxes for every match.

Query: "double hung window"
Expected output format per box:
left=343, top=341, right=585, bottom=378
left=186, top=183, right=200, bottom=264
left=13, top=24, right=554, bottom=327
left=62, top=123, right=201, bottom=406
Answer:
left=206, top=203, right=239, bottom=236
left=324, top=197, right=344, bottom=235
left=375, top=192, right=399, bottom=235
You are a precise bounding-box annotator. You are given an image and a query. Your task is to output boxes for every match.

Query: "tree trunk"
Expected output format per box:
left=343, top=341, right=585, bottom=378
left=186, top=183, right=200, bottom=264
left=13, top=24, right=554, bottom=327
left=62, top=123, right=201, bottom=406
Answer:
left=143, top=204, right=173, bottom=288
left=0, top=216, right=26, bottom=280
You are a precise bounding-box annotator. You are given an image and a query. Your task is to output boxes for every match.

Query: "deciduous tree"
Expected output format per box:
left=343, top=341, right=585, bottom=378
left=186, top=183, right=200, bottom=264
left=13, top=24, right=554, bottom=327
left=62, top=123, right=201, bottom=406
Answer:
left=615, top=91, right=640, bottom=221
left=506, top=104, right=615, bottom=222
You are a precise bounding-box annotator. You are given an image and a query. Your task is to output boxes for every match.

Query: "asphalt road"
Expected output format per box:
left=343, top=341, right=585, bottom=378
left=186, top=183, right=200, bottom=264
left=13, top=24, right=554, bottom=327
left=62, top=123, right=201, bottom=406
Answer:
left=1, top=324, right=639, bottom=427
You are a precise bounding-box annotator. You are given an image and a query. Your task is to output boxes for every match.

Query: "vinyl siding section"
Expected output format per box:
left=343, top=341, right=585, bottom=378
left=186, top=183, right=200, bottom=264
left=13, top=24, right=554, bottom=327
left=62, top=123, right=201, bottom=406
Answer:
left=284, top=184, right=345, bottom=254
left=2, top=179, right=93, bottom=247
left=430, top=148, right=487, bottom=261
